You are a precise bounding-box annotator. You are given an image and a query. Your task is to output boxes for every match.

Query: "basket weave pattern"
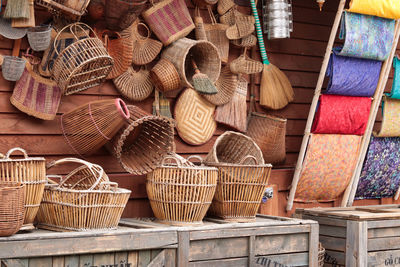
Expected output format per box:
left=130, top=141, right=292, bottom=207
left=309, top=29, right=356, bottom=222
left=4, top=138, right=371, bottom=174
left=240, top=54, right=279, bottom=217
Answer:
left=0, top=182, right=24, bottom=237
left=150, top=59, right=180, bottom=92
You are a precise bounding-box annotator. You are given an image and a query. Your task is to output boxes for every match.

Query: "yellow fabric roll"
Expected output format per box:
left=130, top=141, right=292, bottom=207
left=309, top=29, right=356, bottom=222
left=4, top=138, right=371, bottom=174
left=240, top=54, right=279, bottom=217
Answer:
left=349, top=0, right=400, bottom=20
left=375, top=96, right=400, bottom=137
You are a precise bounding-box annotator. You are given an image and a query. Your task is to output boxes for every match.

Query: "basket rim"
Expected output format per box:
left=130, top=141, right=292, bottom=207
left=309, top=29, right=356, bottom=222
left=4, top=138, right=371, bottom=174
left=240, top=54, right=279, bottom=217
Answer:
left=44, top=185, right=132, bottom=194
left=153, top=165, right=219, bottom=171
left=206, top=162, right=272, bottom=168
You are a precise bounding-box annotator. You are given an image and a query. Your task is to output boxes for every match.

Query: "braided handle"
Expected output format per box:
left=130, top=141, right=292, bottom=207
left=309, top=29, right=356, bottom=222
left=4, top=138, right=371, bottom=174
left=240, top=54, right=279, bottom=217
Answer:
left=250, top=0, right=270, bottom=65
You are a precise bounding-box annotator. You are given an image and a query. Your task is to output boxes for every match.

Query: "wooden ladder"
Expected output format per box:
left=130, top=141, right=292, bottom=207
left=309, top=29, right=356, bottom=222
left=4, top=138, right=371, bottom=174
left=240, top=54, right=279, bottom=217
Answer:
left=286, top=0, right=400, bottom=211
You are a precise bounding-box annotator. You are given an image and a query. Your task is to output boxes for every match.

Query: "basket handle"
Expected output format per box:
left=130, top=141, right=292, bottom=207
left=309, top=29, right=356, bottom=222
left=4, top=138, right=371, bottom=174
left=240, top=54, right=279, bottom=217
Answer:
left=5, top=148, right=29, bottom=159
left=46, top=175, right=63, bottom=185
left=135, top=22, right=151, bottom=40
left=47, top=157, right=97, bottom=169
left=186, top=155, right=205, bottom=166
left=161, top=155, right=183, bottom=167
left=99, top=181, right=118, bottom=191
left=239, top=155, right=259, bottom=165
left=207, top=5, right=217, bottom=25
left=53, top=22, right=94, bottom=56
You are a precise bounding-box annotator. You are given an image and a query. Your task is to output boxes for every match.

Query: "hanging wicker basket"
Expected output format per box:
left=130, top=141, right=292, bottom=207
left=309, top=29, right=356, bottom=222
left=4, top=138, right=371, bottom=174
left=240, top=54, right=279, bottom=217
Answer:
left=35, top=0, right=91, bottom=20
left=162, top=38, right=221, bottom=89
left=205, top=131, right=265, bottom=164
left=131, top=22, right=162, bottom=66
left=2, top=56, right=26, bottom=81
left=108, top=105, right=175, bottom=175
left=150, top=59, right=181, bottom=92
left=0, top=148, right=46, bottom=228
left=51, top=22, right=114, bottom=95
left=146, top=154, right=218, bottom=226
left=207, top=155, right=272, bottom=222
left=0, top=182, right=24, bottom=237
left=37, top=158, right=130, bottom=232
left=27, top=25, right=52, bottom=51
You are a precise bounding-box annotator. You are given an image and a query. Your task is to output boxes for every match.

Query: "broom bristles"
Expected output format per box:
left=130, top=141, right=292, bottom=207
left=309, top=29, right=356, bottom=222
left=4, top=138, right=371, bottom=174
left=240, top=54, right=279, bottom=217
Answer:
left=215, top=88, right=247, bottom=132
left=4, top=0, right=30, bottom=19
left=193, top=73, right=218, bottom=95
left=260, top=63, right=294, bottom=110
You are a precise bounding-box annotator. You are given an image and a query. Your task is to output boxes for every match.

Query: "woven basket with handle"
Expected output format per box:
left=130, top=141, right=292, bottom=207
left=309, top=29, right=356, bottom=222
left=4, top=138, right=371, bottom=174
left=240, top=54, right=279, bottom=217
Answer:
left=0, top=182, right=24, bottom=237
left=207, top=155, right=272, bottom=222
left=113, top=66, right=154, bottom=101
left=37, top=158, right=130, bottom=232
left=146, top=154, right=218, bottom=226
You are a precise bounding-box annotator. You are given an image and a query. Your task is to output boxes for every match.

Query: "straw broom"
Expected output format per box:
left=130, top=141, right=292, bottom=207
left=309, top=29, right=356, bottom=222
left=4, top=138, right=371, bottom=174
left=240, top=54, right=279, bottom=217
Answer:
left=192, top=59, right=218, bottom=95
left=4, top=0, right=30, bottom=19
left=250, top=0, right=294, bottom=110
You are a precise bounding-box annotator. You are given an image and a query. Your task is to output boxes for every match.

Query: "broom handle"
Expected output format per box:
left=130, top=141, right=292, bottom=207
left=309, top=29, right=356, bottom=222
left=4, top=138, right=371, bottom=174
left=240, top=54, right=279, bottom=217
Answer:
left=343, top=20, right=400, bottom=207
left=249, top=0, right=270, bottom=65
left=286, top=0, right=346, bottom=211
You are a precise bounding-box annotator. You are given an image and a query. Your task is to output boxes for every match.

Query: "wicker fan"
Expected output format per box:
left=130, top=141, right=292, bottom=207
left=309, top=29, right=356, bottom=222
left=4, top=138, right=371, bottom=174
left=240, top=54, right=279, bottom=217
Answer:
left=132, top=22, right=162, bottom=66
left=113, top=66, right=154, bottom=101
left=61, top=98, right=131, bottom=156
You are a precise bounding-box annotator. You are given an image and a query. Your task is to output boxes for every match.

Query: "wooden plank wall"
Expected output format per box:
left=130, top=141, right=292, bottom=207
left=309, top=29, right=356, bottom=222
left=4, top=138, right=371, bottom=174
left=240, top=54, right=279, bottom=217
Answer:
left=0, top=0, right=398, bottom=218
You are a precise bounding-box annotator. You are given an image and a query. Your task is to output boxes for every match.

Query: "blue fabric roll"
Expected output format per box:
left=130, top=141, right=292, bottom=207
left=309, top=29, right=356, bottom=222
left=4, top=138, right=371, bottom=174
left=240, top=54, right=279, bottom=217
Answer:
left=325, top=51, right=382, bottom=97
left=386, top=57, right=400, bottom=99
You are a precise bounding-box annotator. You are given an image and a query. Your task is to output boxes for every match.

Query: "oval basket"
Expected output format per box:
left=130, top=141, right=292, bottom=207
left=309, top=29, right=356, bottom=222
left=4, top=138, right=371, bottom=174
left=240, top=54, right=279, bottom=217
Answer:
left=146, top=154, right=218, bottom=226
left=204, top=131, right=265, bottom=164
left=150, top=58, right=181, bottom=92
left=51, top=23, right=114, bottom=95
left=108, top=105, right=175, bottom=175
left=161, top=38, right=221, bottom=88
left=206, top=155, right=272, bottom=222
left=0, top=182, right=24, bottom=237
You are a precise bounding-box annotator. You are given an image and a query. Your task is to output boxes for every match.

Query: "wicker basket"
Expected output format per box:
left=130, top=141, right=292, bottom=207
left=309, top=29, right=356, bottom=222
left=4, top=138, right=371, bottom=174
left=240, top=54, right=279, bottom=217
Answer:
left=2, top=56, right=26, bottom=81
left=204, top=7, right=230, bottom=63
left=142, top=0, right=195, bottom=46
left=203, top=65, right=238, bottom=106
left=0, top=182, right=24, bottom=237
left=150, top=59, right=181, bottom=92
left=247, top=112, right=287, bottom=165
left=162, top=38, right=221, bottom=88
left=0, top=148, right=46, bottom=227
left=51, top=23, right=114, bottom=95
left=146, top=154, right=218, bottom=226
left=113, top=66, right=154, bottom=101
left=207, top=155, right=272, bottom=222
left=131, top=22, right=162, bottom=66
left=205, top=131, right=265, bottom=164
left=27, top=25, right=52, bottom=51
left=37, top=159, right=130, bottom=232
left=35, top=0, right=91, bottom=20
left=105, top=0, right=147, bottom=31
left=108, top=105, right=175, bottom=175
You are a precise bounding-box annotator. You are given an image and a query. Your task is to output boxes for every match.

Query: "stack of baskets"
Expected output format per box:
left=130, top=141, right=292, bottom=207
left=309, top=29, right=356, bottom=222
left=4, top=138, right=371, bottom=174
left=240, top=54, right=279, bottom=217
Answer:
left=146, top=154, right=218, bottom=225
left=0, top=148, right=46, bottom=229
left=37, top=158, right=131, bottom=231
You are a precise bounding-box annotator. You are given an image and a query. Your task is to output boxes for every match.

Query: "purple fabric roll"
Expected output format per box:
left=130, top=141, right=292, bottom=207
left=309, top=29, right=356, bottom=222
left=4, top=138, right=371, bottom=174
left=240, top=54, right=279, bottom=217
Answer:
left=325, top=51, right=382, bottom=97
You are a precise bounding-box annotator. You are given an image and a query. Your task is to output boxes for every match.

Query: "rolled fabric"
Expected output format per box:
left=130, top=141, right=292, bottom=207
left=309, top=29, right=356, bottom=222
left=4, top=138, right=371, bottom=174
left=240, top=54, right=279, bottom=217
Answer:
left=326, top=51, right=382, bottom=97
left=338, top=12, right=395, bottom=61
left=312, top=95, right=372, bottom=135
left=355, top=136, right=400, bottom=200
left=386, top=57, right=400, bottom=99
left=349, top=0, right=400, bottom=20
left=375, top=96, right=400, bottom=137
left=295, top=134, right=362, bottom=202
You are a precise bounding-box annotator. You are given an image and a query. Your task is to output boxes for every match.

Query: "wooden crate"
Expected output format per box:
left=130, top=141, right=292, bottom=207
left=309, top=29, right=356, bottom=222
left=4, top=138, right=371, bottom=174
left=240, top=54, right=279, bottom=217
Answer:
left=0, top=222, right=178, bottom=267
left=297, top=205, right=400, bottom=267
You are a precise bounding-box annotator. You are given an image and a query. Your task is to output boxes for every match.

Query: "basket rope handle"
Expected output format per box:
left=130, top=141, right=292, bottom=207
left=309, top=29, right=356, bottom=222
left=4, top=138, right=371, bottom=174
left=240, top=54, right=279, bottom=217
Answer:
left=53, top=22, right=95, bottom=56
left=239, top=155, right=259, bottom=165
left=135, top=22, right=151, bottom=41
left=207, top=5, right=217, bottom=25
left=5, top=148, right=29, bottom=159
left=161, top=155, right=183, bottom=167
left=186, top=155, right=205, bottom=166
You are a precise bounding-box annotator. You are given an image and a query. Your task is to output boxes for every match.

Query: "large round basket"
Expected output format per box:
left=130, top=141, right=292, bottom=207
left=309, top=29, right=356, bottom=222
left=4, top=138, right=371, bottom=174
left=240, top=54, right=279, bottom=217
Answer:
left=146, top=155, right=218, bottom=226
left=108, top=105, right=175, bottom=175
left=161, top=38, right=221, bottom=88
left=207, top=155, right=272, bottom=222
left=37, top=158, right=130, bottom=232
left=0, top=148, right=46, bottom=228
left=204, top=131, right=265, bottom=164
left=51, top=23, right=114, bottom=95
left=0, top=182, right=24, bottom=237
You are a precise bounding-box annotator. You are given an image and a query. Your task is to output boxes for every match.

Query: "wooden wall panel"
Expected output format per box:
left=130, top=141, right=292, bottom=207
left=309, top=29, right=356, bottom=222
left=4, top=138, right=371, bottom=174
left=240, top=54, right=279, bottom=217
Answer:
left=0, top=0, right=397, bottom=218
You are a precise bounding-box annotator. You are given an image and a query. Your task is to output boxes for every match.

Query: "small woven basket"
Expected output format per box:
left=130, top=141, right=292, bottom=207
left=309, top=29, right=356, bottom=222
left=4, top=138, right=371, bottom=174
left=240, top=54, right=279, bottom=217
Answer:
left=2, top=56, right=26, bottom=81
left=27, top=25, right=52, bottom=51
left=150, top=59, right=181, bottom=92
left=205, top=131, right=264, bottom=164
left=37, top=158, right=130, bottom=232
left=51, top=23, right=114, bottom=95
left=162, top=38, right=221, bottom=88
left=146, top=154, right=218, bottom=226
left=113, top=66, right=154, bottom=101
left=131, top=22, right=162, bottom=66
left=142, top=0, right=195, bottom=46
left=207, top=155, right=272, bottom=222
left=203, top=65, right=238, bottom=106
left=0, top=182, right=24, bottom=237
left=108, top=105, right=175, bottom=175
left=204, top=7, right=230, bottom=63
left=0, top=148, right=46, bottom=227
left=247, top=112, right=287, bottom=165
left=35, top=0, right=91, bottom=20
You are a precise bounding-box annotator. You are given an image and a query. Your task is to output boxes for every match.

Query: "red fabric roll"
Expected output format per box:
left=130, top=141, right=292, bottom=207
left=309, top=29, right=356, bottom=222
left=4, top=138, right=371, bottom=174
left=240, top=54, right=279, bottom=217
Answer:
left=312, top=95, right=372, bottom=135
